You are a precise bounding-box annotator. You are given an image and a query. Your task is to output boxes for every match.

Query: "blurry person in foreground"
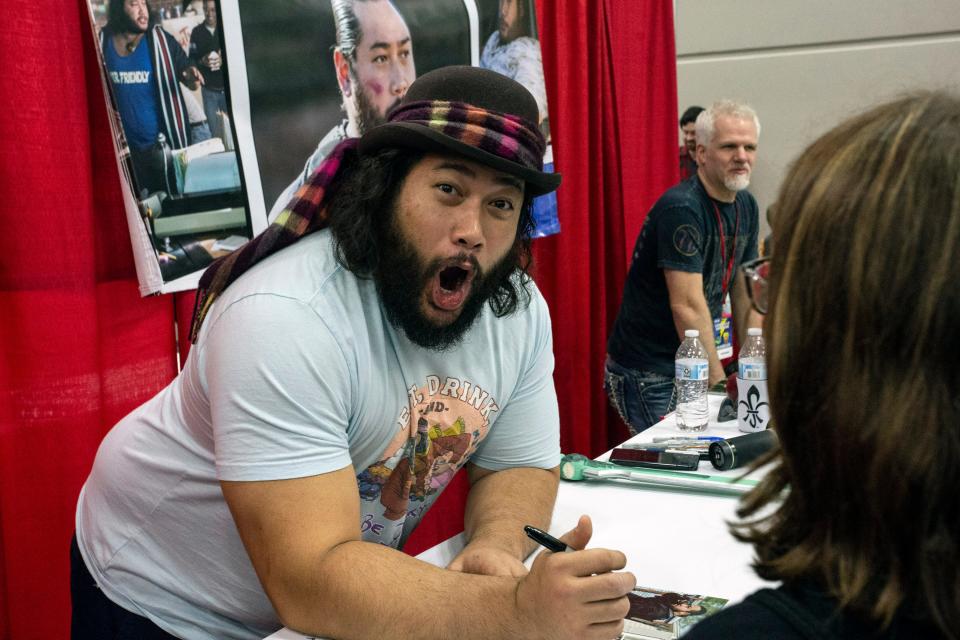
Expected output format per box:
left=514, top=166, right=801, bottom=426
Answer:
left=685, top=92, right=960, bottom=639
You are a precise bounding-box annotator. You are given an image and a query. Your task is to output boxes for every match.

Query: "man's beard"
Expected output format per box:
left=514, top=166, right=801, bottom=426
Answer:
left=353, top=85, right=399, bottom=135
left=375, top=219, right=520, bottom=351
left=724, top=172, right=750, bottom=192
left=120, top=12, right=148, bottom=35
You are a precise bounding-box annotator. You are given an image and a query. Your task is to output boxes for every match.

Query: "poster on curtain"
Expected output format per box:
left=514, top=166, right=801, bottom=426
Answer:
left=84, top=0, right=559, bottom=296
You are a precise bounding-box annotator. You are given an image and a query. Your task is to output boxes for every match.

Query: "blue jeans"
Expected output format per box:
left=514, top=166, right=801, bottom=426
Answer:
left=190, top=120, right=212, bottom=144
left=603, top=356, right=675, bottom=435
left=201, top=87, right=229, bottom=142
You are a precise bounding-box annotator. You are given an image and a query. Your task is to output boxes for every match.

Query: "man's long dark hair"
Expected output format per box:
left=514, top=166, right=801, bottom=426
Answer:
left=326, top=147, right=536, bottom=318
left=106, top=0, right=155, bottom=34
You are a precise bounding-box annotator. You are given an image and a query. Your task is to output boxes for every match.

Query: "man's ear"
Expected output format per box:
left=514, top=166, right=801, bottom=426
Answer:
left=696, top=143, right=706, bottom=166
left=334, top=49, right=351, bottom=97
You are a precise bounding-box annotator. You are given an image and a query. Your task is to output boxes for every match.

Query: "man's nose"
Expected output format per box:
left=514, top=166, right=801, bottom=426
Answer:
left=390, top=66, right=410, bottom=96
left=452, top=206, right=484, bottom=250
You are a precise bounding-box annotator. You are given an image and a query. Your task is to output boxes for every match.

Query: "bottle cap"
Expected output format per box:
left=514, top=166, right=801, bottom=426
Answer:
left=747, top=327, right=762, bottom=336
left=684, top=329, right=699, bottom=338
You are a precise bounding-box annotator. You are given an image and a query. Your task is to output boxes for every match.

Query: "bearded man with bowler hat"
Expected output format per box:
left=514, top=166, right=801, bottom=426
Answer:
left=71, top=66, right=636, bottom=640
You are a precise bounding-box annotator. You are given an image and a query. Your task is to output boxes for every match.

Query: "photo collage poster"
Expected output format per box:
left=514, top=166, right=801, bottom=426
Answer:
left=86, top=0, right=558, bottom=295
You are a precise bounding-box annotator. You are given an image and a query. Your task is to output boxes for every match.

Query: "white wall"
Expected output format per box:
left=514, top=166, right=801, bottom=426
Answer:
left=676, top=0, right=960, bottom=234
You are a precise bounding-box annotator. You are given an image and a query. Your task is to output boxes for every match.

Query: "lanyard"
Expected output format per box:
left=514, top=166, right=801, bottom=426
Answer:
left=711, top=199, right=740, bottom=296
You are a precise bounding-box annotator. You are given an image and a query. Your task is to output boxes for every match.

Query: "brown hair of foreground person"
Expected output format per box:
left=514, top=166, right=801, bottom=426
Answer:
left=734, top=91, right=960, bottom=635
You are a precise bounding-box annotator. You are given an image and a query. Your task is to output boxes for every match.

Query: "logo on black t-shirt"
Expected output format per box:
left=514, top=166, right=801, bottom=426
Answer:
left=673, top=224, right=701, bottom=256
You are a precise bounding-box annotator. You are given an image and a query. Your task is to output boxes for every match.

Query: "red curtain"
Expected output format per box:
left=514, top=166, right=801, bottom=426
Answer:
left=0, top=0, right=676, bottom=635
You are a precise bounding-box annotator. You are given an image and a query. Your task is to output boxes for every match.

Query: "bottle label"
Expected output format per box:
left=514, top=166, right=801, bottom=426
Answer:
left=738, top=361, right=767, bottom=381
left=737, top=379, right=770, bottom=433
left=676, top=360, right=709, bottom=381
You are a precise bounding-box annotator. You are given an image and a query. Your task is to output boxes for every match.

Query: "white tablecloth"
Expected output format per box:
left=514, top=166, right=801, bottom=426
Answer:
left=545, top=394, right=773, bottom=600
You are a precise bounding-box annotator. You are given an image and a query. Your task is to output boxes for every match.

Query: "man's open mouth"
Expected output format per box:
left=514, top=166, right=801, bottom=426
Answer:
left=430, top=261, right=476, bottom=312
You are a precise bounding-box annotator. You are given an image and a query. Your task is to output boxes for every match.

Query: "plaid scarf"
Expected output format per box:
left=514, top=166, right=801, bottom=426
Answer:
left=189, top=100, right=545, bottom=342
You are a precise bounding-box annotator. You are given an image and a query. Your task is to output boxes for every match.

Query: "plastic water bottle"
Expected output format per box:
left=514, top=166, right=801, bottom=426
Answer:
left=675, top=329, right=709, bottom=431
left=737, top=327, right=770, bottom=433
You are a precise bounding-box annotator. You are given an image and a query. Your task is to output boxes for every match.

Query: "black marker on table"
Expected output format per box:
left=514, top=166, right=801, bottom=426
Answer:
left=524, top=525, right=572, bottom=553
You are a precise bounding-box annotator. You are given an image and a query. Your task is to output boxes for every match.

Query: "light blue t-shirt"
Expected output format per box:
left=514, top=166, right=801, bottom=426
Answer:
left=76, top=230, right=560, bottom=639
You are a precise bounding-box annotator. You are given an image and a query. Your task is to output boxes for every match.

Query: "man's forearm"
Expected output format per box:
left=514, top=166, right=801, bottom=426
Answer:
left=229, top=466, right=626, bottom=640
left=274, top=539, right=520, bottom=639
left=273, top=465, right=558, bottom=640
left=463, top=466, right=560, bottom=559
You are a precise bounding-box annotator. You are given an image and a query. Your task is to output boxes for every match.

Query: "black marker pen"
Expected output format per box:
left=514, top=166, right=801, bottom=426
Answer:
left=523, top=525, right=571, bottom=553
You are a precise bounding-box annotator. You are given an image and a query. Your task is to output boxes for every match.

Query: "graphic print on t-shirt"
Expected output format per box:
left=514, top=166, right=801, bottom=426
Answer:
left=355, top=374, right=500, bottom=548
left=672, top=224, right=701, bottom=256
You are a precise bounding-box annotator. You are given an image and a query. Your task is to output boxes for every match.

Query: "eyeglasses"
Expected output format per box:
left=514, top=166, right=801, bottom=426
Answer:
left=742, top=257, right=770, bottom=314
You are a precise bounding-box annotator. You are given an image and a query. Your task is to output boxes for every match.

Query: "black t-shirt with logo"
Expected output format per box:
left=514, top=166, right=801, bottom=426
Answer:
left=607, top=175, right=759, bottom=376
